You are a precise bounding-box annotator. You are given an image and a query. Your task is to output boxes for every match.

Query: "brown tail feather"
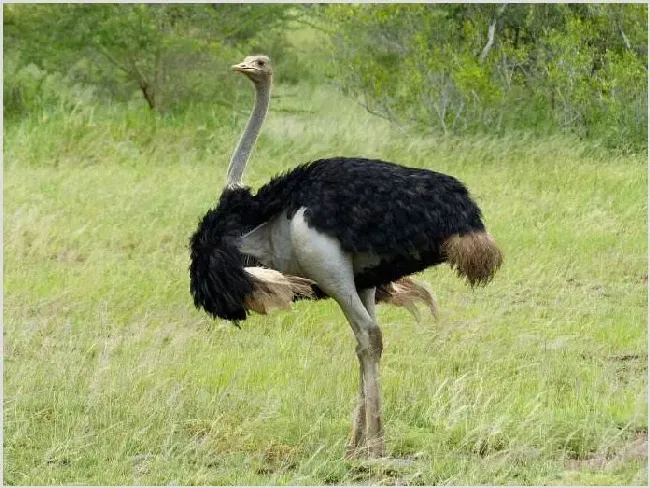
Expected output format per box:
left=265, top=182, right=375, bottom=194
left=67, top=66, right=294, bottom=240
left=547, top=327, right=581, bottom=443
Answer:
left=443, top=231, right=503, bottom=286
left=244, top=267, right=315, bottom=314
left=376, top=277, right=438, bottom=321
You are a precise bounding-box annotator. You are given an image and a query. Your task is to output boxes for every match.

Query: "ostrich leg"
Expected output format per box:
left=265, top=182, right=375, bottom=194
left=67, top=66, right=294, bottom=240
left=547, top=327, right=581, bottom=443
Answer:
left=359, top=287, right=384, bottom=457
left=346, top=287, right=381, bottom=457
left=334, top=287, right=385, bottom=458
left=347, top=345, right=367, bottom=457
left=290, top=212, right=385, bottom=457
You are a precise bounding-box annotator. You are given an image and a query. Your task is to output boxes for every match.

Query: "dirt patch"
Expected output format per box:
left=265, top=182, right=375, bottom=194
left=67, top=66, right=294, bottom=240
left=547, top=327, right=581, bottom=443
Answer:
left=565, top=432, right=648, bottom=471
left=607, top=353, right=648, bottom=386
left=608, top=353, right=648, bottom=364
left=346, top=457, right=428, bottom=486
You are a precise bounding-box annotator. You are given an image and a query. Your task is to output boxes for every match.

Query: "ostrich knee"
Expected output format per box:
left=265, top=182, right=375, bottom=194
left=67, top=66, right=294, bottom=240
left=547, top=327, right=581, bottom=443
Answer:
left=352, top=324, right=382, bottom=375
left=353, top=323, right=382, bottom=359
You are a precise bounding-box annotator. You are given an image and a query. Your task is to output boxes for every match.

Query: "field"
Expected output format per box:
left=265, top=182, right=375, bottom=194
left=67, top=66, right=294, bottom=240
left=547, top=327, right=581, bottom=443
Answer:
left=4, top=83, right=648, bottom=485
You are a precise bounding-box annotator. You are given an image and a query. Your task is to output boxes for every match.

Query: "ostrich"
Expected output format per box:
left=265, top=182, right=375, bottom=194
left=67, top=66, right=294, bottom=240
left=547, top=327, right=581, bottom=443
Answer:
left=189, top=55, right=502, bottom=458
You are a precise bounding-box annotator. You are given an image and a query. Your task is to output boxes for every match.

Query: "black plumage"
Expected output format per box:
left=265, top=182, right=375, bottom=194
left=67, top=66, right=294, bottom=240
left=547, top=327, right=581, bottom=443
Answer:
left=190, top=157, right=489, bottom=321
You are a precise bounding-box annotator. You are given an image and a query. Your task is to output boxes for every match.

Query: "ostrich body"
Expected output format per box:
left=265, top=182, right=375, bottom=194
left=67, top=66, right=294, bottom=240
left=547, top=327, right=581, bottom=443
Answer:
left=190, top=56, right=502, bottom=457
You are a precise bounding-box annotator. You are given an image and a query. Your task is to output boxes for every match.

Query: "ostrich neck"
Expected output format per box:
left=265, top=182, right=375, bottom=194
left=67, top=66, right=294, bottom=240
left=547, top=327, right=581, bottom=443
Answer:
left=226, top=80, right=271, bottom=187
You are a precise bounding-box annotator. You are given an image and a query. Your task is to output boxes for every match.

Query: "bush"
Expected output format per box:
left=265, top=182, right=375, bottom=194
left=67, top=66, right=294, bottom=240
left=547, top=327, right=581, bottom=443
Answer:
left=321, top=4, right=647, bottom=152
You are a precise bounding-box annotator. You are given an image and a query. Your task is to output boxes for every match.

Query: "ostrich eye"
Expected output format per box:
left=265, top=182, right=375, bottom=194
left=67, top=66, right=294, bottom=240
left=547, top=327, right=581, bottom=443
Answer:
left=256, top=60, right=264, bottom=67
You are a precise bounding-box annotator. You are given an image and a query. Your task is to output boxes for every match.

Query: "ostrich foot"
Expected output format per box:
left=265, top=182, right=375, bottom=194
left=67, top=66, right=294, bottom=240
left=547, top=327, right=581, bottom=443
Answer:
left=346, top=437, right=386, bottom=460
left=346, top=426, right=385, bottom=459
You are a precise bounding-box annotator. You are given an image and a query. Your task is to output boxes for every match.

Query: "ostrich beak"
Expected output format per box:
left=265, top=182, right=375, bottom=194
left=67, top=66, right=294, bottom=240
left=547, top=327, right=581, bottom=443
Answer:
left=231, top=63, right=251, bottom=74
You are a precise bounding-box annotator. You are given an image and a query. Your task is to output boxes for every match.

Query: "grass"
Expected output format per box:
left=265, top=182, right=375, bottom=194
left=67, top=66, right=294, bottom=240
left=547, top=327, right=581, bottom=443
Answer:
left=4, top=83, right=648, bottom=485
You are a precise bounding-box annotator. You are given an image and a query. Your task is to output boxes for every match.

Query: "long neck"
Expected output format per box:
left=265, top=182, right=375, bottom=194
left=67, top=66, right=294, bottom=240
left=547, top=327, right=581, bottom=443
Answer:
left=226, top=79, right=271, bottom=187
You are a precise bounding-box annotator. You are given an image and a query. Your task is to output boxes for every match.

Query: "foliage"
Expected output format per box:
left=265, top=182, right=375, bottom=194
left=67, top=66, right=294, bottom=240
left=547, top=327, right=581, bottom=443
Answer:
left=3, top=4, right=296, bottom=114
left=321, top=4, right=647, bottom=151
left=3, top=4, right=647, bottom=151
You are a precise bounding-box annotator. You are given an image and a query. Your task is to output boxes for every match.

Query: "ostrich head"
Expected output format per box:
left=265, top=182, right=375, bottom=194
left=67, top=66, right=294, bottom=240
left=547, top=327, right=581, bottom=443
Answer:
left=232, top=55, right=272, bottom=85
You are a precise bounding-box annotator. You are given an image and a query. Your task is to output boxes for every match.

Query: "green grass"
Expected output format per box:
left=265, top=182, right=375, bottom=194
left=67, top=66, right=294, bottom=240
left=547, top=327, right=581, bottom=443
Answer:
left=4, top=84, right=647, bottom=485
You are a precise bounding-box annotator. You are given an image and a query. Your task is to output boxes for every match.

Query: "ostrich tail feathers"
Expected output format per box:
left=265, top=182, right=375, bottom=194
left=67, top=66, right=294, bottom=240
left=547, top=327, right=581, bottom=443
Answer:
left=244, top=267, right=316, bottom=314
left=376, top=277, right=438, bottom=321
left=443, top=231, right=503, bottom=287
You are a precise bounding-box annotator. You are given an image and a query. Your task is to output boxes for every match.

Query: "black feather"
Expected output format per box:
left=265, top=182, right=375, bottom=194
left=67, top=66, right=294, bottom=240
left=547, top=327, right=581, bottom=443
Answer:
left=189, top=157, right=488, bottom=321
left=189, top=188, right=257, bottom=321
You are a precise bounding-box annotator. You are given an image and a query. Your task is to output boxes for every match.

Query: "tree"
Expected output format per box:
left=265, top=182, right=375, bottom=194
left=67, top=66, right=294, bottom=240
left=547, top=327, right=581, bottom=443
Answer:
left=4, top=4, right=296, bottom=113
left=320, top=4, right=647, bottom=150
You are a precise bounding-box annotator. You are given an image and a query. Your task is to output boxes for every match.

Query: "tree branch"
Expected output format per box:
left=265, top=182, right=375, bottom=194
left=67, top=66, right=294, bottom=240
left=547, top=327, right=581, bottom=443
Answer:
left=618, top=25, right=632, bottom=51
left=479, top=3, right=507, bottom=65
left=127, top=52, right=158, bottom=111
left=96, top=45, right=129, bottom=74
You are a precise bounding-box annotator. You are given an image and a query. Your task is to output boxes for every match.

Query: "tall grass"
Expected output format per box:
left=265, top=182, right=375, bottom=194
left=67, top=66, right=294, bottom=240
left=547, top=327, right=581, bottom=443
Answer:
left=4, top=84, right=647, bottom=485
